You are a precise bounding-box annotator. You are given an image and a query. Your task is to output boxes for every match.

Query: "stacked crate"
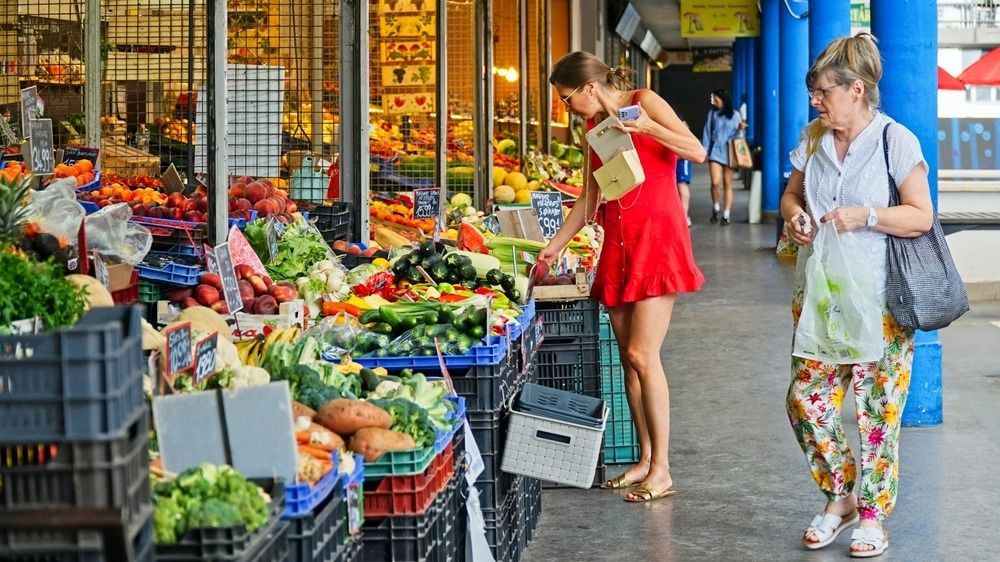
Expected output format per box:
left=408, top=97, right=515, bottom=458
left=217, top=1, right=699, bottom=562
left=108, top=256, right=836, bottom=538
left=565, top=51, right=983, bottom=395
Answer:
left=599, top=312, right=640, bottom=464
left=0, top=306, right=153, bottom=561
left=534, top=298, right=606, bottom=488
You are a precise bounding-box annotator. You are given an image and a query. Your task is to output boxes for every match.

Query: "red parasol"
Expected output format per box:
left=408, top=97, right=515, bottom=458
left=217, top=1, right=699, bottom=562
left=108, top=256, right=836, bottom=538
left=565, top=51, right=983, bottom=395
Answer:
left=957, top=47, right=1000, bottom=86
left=938, top=66, right=966, bottom=90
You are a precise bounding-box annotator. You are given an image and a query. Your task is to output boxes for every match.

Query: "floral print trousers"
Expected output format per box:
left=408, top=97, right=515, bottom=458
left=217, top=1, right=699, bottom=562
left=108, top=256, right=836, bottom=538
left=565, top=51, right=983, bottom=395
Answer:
left=786, top=291, right=915, bottom=522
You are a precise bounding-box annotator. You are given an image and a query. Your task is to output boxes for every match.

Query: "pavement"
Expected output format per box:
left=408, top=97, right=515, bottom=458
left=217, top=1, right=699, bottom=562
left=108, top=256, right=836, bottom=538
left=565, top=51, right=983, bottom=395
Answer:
left=520, top=168, right=1000, bottom=562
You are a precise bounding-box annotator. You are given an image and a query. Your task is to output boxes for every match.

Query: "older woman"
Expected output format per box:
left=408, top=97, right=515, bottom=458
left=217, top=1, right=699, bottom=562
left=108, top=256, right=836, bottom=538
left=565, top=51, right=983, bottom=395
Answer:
left=780, top=33, right=933, bottom=558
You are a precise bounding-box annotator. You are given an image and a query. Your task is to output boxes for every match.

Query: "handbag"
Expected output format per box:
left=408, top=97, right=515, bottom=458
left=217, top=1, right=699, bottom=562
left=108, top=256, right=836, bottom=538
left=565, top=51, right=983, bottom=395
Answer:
left=881, top=124, right=969, bottom=330
left=730, top=137, right=753, bottom=169
left=586, top=115, right=644, bottom=200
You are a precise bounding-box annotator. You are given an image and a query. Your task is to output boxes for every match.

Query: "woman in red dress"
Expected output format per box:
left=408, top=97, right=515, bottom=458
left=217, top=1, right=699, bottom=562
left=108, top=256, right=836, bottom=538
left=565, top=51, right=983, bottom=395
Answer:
left=538, top=51, right=706, bottom=503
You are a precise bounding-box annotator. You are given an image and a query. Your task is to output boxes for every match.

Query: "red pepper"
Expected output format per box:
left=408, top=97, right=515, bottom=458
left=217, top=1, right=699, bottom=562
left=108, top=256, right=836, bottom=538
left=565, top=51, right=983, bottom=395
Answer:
left=438, top=293, right=470, bottom=303
left=474, top=287, right=497, bottom=296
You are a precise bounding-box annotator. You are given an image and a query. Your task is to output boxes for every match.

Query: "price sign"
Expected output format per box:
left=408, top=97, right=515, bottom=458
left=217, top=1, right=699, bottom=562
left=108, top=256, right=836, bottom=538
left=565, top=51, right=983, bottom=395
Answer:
left=28, top=119, right=54, bottom=176
left=529, top=191, right=563, bottom=239
left=20, top=86, right=39, bottom=134
left=0, top=117, right=17, bottom=145
left=482, top=215, right=501, bottom=235
left=164, top=322, right=194, bottom=377
left=61, top=145, right=99, bottom=166
left=212, top=242, right=244, bottom=314
left=193, top=332, right=219, bottom=384
left=92, top=252, right=110, bottom=290
left=413, top=187, right=441, bottom=219
left=204, top=244, right=218, bottom=273
left=265, top=218, right=282, bottom=262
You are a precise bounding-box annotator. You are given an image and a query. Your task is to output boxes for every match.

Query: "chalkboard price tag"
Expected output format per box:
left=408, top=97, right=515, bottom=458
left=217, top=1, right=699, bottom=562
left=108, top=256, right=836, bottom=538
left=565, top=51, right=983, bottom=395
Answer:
left=266, top=218, right=281, bottom=262
left=413, top=187, right=441, bottom=219
left=529, top=191, right=563, bottom=239
left=61, top=145, right=99, bottom=166
left=482, top=215, right=501, bottom=235
left=28, top=119, right=54, bottom=176
left=0, top=117, right=16, bottom=145
left=212, top=242, right=244, bottom=314
left=20, top=86, right=39, bottom=133
left=164, top=322, right=194, bottom=377
left=193, top=332, right=219, bottom=384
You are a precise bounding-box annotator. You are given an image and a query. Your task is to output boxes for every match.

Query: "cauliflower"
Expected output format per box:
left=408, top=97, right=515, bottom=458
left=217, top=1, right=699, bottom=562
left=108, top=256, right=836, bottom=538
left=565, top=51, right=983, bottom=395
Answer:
left=228, top=366, right=271, bottom=390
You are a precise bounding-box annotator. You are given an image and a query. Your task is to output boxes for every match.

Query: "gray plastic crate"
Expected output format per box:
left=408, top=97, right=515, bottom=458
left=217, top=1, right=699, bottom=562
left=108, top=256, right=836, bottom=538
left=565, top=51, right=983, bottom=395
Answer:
left=0, top=306, right=145, bottom=442
left=536, top=299, right=600, bottom=338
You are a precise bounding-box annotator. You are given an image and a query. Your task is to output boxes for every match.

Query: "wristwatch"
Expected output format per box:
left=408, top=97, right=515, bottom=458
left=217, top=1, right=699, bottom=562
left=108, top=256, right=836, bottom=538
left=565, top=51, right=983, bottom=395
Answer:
left=866, top=207, right=879, bottom=228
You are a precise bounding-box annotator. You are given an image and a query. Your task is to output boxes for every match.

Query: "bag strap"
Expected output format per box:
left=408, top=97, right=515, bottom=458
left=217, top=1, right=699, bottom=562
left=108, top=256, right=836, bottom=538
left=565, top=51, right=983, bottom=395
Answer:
left=882, top=123, right=900, bottom=207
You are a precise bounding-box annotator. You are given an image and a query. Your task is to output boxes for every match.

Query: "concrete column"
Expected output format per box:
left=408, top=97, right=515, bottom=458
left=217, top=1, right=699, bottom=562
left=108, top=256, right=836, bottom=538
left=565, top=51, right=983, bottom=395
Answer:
left=761, top=0, right=781, bottom=214
left=809, top=1, right=851, bottom=118
left=779, top=1, right=809, bottom=187
left=872, top=0, right=942, bottom=426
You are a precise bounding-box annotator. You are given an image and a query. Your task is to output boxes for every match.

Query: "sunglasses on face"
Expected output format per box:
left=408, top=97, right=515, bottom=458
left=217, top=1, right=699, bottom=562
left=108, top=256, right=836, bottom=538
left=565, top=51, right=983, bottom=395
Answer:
left=559, top=83, right=585, bottom=106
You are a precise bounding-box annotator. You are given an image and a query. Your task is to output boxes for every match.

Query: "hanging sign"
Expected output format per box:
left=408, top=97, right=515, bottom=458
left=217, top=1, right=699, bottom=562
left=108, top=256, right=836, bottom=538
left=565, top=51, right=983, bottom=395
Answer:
left=679, top=0, right=760, bottom=38
left=20, top=86, right=39, bottom=133
left=61, top=146, right=100, bottom=166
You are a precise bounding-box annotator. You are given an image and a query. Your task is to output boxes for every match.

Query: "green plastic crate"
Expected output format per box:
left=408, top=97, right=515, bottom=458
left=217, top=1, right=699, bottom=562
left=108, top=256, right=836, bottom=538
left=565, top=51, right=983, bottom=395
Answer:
left=139, top=281, right=160, bottom=304
left=599, top=312, right=639, bottom=464
left=364, top=444, right=437, bottom=478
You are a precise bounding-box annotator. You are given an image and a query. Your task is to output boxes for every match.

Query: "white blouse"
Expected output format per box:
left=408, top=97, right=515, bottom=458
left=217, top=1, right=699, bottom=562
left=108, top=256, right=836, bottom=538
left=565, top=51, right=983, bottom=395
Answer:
left=789, top=112, right=928, bottom=300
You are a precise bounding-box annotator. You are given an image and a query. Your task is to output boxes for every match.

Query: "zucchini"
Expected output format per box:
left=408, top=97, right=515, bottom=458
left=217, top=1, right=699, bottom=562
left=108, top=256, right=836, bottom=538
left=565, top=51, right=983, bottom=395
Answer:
left=360, top=368, right=381, bottom=392
left=359, top=309, right=382, bottom=324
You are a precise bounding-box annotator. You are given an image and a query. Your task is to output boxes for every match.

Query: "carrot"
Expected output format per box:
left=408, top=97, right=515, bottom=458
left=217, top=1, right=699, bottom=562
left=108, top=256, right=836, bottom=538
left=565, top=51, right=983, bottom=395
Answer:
left=321, top=301, right=363, bottom=318
left=298, top=445, right=333, bottom=460
left=295, top=432, right=311, bottom=443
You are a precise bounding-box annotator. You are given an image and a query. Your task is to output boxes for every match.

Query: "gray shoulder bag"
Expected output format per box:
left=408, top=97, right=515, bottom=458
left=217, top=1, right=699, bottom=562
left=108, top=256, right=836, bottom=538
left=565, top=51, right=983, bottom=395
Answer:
left=882, top=124, right=969, bottom=330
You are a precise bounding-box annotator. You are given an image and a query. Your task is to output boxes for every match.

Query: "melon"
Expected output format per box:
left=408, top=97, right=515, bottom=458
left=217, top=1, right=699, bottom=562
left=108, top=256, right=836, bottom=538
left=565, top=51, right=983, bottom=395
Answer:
left=458, top=223, right=489, bottom=253
left=544, top=180, right=583, bottom=199
left=494, top=184, right=516, bottom=203
left=514, top=189, right=531, bottom=204
left=492, top=166, right=507, bottom=187
left=503, top=172, right=529, bottom=192
left=66, top=274, right=114, bottom=309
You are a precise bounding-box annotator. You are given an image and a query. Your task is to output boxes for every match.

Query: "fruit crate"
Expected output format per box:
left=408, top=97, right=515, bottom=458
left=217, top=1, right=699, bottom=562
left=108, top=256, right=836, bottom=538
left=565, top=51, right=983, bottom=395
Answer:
left=523, top=476, right=542, bottom=546
left=447, top=359, right=519, bottom=414
left=155, top=300, right=306, bottom=342
left=286, top=476, right=346, bottom=562
left=360, top=476, right=447, bottom=562
left=0, top=412, right=151, bottom=551
left=535, top=334, right=601, bottom=398
left=0, top=306, right=145, bottom=442
left=153, top=479, right=285, bottom=562
left=535, top=298, right=599, bottom=338
left=467, top=409, right=520, bottom=512
left=355, top=333, right=511, bottom=370
left=364, top=439, right=454, bottom=519
left=0, top=509, right=154, bottom=562
left=480, top=484, right=520, bottom=562
left=312, top=202, right=352, bottom=243
left=111, top=270, right=141, bottom=305
left=138, top=281, right=161, bottom=304
left=284, top=450, right=340, bottom=518
left=600, top=312, right=639, bottom=464
left=333, top=538, right=363, bottom=562
left=136, top=260, right=202, bottom=286
left=532, top=269, right=591, bottom=302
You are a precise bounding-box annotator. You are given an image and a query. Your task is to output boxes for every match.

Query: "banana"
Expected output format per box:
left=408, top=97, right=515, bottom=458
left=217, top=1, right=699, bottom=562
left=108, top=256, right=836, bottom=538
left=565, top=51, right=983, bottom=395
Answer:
left=263, top=327, right=285, bottom=350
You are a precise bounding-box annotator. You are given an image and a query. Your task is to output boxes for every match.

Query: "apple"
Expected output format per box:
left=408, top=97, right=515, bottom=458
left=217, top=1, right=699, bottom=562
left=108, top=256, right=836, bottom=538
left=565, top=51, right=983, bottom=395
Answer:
left=194, top=197, right=209, bottom=213
left=284, top=199, right=298, bottom=213
left=347, top=245, right=362, bottom=256
left=131, top=204, right=149, bottom=217
left=194, top=284, right=221, bottom=306
left=147, top=206, right=164, bottom=218
left=184, top=211, right=201, bottom=222
left=332, top=240, right=348, bottom=251
left=199, top=272, right=224, bottom=291
left=235, top=198, right=252, bottom=212
left=242, top=297, right=257, bottom=312
left=254, top=295, right=279, bottom=315
left=246, top=182, right=269, bottom=204
left=237, top=279, right=254, bottom=301
left=229, top=184, right=246, bottom=199
left=166, top=192, right=185, bottom=208
left=262, top=275, right=274, bottom=288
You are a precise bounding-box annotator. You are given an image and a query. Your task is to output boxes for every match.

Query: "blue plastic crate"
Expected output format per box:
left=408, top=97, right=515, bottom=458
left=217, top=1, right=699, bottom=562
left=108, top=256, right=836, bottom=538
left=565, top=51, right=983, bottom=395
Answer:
left=150, top=243, right=201, bottom=257
left=433, top=397, right=466, bottom=454
left=136, top=261, right=202, bottom=286
left=507, top=298, right=536, bottom=341
left=355, top=335, right=509, bottom=370
left=284, top=450, right=341, bottom=518
left=74, top=170, right=102, bottom=193
left=79, top=199, right=99, bottom=214
left=131, top=212, right=256, bottom=230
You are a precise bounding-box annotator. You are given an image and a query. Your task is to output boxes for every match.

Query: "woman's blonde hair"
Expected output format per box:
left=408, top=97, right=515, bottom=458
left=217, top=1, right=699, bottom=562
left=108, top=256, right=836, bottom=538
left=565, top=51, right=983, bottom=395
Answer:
left=550, top=51, right=632, bottom=91
left=807, top=32, right=883, bottom=109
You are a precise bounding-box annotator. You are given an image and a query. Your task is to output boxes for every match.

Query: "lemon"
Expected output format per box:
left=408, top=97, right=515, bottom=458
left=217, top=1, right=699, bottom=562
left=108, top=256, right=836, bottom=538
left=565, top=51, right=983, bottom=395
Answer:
left=504, top=172, right=529, bottom=192
left=372, top=257, right=391, bottom=269
left=514, top=189, right=531, bottom=204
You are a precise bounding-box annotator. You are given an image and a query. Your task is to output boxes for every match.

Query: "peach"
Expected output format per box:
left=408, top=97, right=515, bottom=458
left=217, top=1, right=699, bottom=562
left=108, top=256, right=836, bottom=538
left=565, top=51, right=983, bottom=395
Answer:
left=246, top=182, right=269, bottom=204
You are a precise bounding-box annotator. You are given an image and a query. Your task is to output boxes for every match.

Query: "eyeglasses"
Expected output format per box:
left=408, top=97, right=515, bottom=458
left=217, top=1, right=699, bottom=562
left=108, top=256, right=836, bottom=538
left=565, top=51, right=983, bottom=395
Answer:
left=808, top=84, right=846, bottom=101
left=559, top=83, right=585, bottom=106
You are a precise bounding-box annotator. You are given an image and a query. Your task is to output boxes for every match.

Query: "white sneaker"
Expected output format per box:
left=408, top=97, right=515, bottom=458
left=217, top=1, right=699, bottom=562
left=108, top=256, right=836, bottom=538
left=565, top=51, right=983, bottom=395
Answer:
left=686, top=216, right=692, bottom=227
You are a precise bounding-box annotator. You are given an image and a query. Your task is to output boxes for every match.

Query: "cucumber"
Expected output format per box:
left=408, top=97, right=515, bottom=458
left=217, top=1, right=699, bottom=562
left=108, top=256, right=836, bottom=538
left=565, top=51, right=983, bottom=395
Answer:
left=360, top=368, right=381, bottom=392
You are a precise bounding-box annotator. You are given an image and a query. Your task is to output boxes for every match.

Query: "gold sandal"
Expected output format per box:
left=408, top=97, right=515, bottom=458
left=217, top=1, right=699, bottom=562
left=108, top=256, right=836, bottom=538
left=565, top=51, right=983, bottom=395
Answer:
left=601, top=474, right=638, bottom=490
left=623, top=484, right=677, bottom=503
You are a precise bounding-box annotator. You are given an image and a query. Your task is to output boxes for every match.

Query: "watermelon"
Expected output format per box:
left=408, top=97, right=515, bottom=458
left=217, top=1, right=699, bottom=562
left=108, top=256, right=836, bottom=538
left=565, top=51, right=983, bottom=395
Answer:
left=458, top=222, right=489, bottom=254
left=544, top=180, right=583, bottom=199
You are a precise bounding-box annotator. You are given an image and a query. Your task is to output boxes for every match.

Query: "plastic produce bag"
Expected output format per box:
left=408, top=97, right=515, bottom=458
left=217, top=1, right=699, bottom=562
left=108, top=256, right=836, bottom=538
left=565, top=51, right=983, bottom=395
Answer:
left=27, top=178, right=84, bottom=248
left=84, top=203, right=152, bottom=265
left=304, top=316, right=390, bottom=359
left=793, top=222, right=883, bottom=364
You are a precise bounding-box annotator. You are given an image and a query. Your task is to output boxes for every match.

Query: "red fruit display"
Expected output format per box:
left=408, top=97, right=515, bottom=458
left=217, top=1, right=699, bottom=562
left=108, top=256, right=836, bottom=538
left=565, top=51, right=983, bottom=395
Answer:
left=254, top=295, right=278, bottom=315
left=268, top=284, right=297, bottom=303
left=199, top=272, right=223, bottom=291
left=237, top=279, right=255, bottom=301
left=194, top=285, right=220, bottom=306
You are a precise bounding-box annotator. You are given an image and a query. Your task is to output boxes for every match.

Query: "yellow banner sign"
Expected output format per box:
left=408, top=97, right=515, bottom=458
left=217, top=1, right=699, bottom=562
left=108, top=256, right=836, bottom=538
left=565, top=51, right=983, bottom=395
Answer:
left=679, top=0, right=760, bottom=38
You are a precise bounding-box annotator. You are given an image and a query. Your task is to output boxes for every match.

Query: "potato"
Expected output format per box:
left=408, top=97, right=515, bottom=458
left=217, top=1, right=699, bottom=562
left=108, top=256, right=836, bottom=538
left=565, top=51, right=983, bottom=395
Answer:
left=349, top=428, right=416, bottom=462
left=308, top=423, right=346, bottom=451
left=292, top=401, right=317, bottom=420
left=316, top=399, right=392, bottom=436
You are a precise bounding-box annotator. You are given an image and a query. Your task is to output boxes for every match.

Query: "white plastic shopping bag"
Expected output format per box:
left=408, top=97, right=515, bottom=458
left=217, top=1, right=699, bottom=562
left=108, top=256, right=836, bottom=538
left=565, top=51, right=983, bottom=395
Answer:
left=793, top=222, right=883, bottom=364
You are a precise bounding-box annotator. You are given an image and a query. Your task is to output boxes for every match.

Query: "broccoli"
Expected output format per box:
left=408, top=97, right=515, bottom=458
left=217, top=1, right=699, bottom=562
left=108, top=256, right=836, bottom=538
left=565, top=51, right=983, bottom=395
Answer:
left=153, top=495, right=184, bottom=544
left=370, top=397, right=437, bottom=448
left=185, top=498, right=242, bottom=530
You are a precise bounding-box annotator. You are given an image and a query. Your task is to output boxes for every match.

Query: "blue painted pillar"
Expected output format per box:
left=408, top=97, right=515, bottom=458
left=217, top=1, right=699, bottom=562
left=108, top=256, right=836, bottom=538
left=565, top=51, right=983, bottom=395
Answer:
left=745, top=38, right=757, bottom=144
left=872, top=0, right=942, bottom=426
left=732, top=39, right=744, bottom=119
left=809, top=1, right=851, bottom=118
left=779, top=1, right=809, bottom=198
left=761, top=0, right=781, bottom=213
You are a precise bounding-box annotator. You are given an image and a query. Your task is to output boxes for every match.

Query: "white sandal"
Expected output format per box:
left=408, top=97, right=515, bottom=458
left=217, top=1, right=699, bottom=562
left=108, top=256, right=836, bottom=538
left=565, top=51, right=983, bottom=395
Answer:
left=849, top=527, right=889, bottom=558
left=802, top=511, right=860, bottom=550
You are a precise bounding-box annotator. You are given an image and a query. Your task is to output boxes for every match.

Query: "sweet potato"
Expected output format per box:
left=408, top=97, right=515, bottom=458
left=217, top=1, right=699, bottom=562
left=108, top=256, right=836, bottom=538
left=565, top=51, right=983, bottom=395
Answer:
left=291, top=400, right=317, bottom=420
left=316, top=399, right=392, bottom=436
left=349, top=428, right=416, bottom=462
left=304, top=423, right=345, bottom=451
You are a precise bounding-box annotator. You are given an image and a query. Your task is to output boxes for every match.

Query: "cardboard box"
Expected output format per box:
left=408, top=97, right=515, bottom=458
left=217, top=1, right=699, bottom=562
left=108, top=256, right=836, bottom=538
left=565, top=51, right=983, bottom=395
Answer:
left=107, top=263, right=135, bottom=292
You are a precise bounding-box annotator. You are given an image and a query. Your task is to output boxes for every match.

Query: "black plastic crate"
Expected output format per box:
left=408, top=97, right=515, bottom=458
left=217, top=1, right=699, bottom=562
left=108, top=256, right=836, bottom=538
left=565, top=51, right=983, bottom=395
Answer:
left=480, top=487, right=520, bottom=562
left=450, top=361, right=519, bottom=414
left=467, top=411, right=520, bottom=512
left=427, top=472, right=458, bottom=562
left=535, top=335, right=601, bottom=398
left=153, top=479, right=285, bottom=562
left=311, top=202, right=352, bottom=234
left=0, top=508, right=153, bottom=562
left=0, top=409, right=150, bottom=526
left=332, top=251, right=375, bottom=270
left=0, top=306, right=146, bottom=442
left=536, top=299, right=600, bottom=338
left=242, top=519, right=289, bottom=562
left=333, top=538, right=362, bottom=562
left=361, top=480, right=445, bottom=562
left=286, top=479, right=346, bottom=562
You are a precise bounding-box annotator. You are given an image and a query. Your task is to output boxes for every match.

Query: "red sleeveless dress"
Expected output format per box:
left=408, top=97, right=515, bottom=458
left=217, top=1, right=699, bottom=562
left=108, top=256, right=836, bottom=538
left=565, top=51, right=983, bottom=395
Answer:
left=588, top=90, right=705, bottom=308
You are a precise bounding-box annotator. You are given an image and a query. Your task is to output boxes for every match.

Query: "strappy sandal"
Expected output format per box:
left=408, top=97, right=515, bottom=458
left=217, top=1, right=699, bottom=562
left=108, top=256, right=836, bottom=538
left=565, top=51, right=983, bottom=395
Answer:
left=601, top=474, right=639, bottom=490
left=802, top=511, right=860, bottom=550
left=623, top=484, right=677, bottom=503
left=849, top=527, right=888, bottom=558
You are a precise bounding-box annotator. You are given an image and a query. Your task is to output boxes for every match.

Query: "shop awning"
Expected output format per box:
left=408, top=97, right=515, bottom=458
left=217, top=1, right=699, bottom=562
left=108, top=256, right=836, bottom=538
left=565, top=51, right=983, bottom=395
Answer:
left=958, top=46, right=1000, bottom=86
left=938, top=66, right=966, bottom=90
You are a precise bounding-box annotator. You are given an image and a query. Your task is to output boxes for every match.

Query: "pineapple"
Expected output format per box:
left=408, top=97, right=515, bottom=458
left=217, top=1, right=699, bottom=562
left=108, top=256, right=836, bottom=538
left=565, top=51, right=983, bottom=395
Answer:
left=0, top=169, right=32, bottom=245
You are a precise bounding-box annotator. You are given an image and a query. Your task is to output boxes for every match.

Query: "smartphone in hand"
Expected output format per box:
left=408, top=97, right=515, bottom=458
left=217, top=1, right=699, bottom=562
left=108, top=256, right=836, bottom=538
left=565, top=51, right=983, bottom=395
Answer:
left=619, top=105, right=640, bottom=122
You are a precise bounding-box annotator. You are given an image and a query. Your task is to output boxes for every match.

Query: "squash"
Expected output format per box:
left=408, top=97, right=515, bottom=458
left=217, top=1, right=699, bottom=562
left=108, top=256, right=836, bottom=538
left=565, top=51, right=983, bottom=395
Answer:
left=176, top=306, right=233, bottom=341
left=65, top=274, right=114, bottom=309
